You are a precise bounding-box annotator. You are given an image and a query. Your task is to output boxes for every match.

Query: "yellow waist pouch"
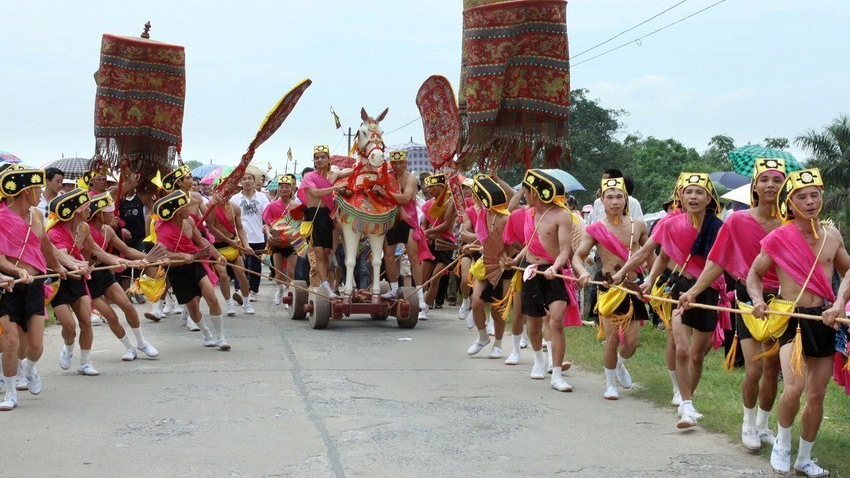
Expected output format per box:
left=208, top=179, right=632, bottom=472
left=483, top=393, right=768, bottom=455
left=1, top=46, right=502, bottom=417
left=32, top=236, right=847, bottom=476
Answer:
left=136, top=267, right=167, bottom=303
left=596, top=287, right=629, bottom=317
left=299, top=221, right=313, bottom=238
left=738, top=298, right=792, bottom=342
left=218, top=245, right=240, bottom=262
left=649, top=277, right=673, bottom=325
left=469, top=258, right=487, bottom=282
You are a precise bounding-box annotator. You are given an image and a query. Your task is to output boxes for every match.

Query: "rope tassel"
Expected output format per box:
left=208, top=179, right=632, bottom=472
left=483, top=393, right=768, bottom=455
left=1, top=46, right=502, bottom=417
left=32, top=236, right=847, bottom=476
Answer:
left=789, top=324, right=806, bottom=376
left=723, top=332, right=739, bottom=371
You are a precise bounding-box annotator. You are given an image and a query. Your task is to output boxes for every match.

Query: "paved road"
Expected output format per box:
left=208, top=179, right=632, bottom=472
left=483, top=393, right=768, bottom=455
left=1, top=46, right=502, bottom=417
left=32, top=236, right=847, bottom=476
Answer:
left=8, top=281, right=770, bottom=477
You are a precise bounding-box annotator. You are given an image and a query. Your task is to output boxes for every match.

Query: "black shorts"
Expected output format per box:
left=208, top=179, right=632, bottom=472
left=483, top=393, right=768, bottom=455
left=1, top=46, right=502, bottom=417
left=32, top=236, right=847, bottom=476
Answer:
left=167, top=262, right=208, bottom=305
left=52, top=277, right=88, bottom=307
left=0, top=278, right=46, bottom=332
left=87, top=269, right=117, bottom=300
left=479, top=271, right=513, bottom=304
left=424, top=241, right=454, bottom=265
left=304, top=206, right=334, bottom=249
left=385, top=219, right=411, bottom=246
left=269, top=245, right=296, bottom=258
left=672, top=275, right=718, bottom=333
left=734, top=281, right=776, bottom=341
left=520, top=265, right=569, bottom=318
left=597, top=284, right=649, bottom=322
left=778, top=306, right=836, bottom=358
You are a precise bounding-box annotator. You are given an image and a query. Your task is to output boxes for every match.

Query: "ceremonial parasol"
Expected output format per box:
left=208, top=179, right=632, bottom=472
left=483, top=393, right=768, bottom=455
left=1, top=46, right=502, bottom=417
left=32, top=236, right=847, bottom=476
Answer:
left=191, top=163, right=222, bottom=179
left=0, top=151, right=23, bottom=164
left=541, top=169, right=585, bottom=192
left=728, top=146, right=803, bottom=177
left=41, top=157, right=91, bottom=180
left=709, top=171, right=750, bottom=190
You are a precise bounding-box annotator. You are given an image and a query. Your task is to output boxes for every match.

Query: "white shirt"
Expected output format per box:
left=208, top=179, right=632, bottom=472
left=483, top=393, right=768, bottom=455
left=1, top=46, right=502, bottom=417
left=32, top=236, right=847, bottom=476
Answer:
left=230, top=191, right=269, bottom=244
left=588, top=196, right=644, bottom=224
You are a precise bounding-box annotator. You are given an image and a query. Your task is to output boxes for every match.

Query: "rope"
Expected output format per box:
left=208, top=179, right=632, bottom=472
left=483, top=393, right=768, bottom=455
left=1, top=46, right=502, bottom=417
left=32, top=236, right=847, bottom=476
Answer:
left=506, top=265, right=850, bottom=325
left=401, top=251, right=470, bottom=302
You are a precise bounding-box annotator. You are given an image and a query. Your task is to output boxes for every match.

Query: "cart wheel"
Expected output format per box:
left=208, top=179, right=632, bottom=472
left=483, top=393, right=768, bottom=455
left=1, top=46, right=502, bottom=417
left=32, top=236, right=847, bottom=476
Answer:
left=290, top=280, right=308, bottom=320
left=309, top=292, right=331, bottom=329
left=395, top=286, right=419, bottom=329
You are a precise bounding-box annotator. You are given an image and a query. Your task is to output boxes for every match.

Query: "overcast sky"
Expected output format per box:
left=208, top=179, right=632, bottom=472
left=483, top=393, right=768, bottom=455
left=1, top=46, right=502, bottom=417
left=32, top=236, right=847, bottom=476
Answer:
left=1, top=0, right=847, bottom=172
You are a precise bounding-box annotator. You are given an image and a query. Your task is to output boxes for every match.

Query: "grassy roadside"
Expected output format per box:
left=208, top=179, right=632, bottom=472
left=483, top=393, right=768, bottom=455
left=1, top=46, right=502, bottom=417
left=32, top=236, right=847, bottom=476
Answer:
left=564, top=323, right=850, bottom=477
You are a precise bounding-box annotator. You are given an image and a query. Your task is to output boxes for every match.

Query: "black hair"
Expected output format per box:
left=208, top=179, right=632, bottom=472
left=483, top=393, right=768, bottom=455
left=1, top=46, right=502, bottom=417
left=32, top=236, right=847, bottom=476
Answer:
left=623, top=175, right=635, bottom=195
left=301, top=167, right=315, bottom=176
left=45, top=167, right=64, bottom=181
left=602, top=169, right=623, bottom=179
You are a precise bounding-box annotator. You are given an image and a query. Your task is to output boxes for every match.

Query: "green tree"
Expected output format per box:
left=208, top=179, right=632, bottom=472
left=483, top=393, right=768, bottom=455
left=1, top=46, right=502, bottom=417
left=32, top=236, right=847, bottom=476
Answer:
left=795, top=114, right=850, bottom=236
left=625, top=135, right=702, bottom=212
left=700, top=134, right=735, bottom=171
left=184, top=159, right=203, bottom=172
left=763, top=137, right=790, bottom=150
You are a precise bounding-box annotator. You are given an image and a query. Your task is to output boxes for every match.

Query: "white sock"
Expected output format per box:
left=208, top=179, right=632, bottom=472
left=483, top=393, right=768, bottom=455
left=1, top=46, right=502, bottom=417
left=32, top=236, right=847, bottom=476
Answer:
left=80, top=349, right=92, bottom=365
left=617, top=353, right=627, bottom=367
left=669, top=369, right=680, bottom=394
left=118, top=335, right=133, bottom=350
left=743, top=406, right=756, bottom=427
left=511, top=334, right=522, bottom=353
left=776, top=425, right=792, bottom=449
left=461, top=297, right=470, bottom=309
left=2, top=376, right=16, bottom=400
left=756, top=407, right=771, bottom=430
left=493, top=339, right=502, bottom=349
left=681, top=399, right=696, bottom=415
left=478, top=329, right=489, bottom=343
left=796, top=437, right=814, bottom=465
left=550, top=367, right=562, bottom=383
left=545, top=340, right=553, bottom=365
left=131, top=328, right=146, bottom=347
left=22, top=359, right=36, bottom=376
left=197, top=318, right=212, bottom=337
left=16, top=359, right=23, bottom=374
left=208, top=314, right=225, bottom=340
left=534, top=350, right=546, bottom=365
left=604, top=368, right=617, bottom=387
left=63, top=343, right=75, bottom=356
left=390, top=282, right=398, bottom=294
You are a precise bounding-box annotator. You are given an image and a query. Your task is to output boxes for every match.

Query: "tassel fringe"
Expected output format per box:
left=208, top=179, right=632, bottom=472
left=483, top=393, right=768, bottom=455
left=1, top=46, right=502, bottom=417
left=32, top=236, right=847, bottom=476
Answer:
left=789, top=325, right=806, bottom=376
left=752, top=339, right=780, bottom=362
left=723, top=333, right=739, bottom=371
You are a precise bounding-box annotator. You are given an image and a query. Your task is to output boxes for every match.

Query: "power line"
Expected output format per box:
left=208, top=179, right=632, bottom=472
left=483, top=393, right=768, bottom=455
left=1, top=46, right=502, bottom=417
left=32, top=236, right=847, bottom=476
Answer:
left=571, top=0, right=729, bottom=68
left=384, top=116, right=421, bottom=135
left=570, top=0, right=691, bottom=59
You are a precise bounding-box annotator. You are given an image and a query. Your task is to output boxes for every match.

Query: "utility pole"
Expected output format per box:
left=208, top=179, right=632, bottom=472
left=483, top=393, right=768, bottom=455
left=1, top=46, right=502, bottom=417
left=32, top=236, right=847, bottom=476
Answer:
left=343, top=127, right=355, bottom=154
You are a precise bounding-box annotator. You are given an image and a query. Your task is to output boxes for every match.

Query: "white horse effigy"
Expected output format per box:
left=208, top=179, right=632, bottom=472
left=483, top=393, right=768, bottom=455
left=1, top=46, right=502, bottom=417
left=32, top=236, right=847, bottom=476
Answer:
left=335, top=108, right=399, bottom=300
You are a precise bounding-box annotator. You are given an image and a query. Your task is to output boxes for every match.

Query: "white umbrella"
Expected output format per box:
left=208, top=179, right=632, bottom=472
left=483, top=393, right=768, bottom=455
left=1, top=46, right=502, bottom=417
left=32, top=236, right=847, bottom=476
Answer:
left=721, top=182, right=751, bottom=205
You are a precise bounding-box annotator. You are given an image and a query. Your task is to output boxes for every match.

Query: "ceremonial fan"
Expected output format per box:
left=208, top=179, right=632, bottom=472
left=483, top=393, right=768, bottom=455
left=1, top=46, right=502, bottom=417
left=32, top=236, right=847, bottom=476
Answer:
left=481, top=224, right=507, bottom=287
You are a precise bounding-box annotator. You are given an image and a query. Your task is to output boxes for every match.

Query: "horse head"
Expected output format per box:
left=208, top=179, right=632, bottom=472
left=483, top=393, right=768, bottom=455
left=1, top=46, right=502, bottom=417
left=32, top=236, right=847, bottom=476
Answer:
left=356, top=107, right=388, bottom=168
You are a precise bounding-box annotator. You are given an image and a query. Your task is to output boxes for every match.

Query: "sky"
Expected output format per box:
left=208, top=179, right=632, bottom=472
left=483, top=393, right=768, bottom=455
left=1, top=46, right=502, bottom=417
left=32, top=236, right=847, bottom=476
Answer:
left=1, top=0, right=848, bottom=174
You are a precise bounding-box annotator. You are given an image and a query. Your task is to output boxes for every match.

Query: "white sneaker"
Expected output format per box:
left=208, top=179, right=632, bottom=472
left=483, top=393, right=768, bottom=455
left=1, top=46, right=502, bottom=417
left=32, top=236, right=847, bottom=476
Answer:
left=458, top=301, right=470, bottom=320
left=77, top=363, right=100, bottom=376
left=671, top=391, right=682, bottom=406
left=486, top=320, right=495, bottom=336
left=59, top=348, right=73, bottom=370
left=757, top=427, right=776, bottom=445
left=321, top=282, right=338, bottom=299
left=15, top=371, right=27, bottom=391
left=25, top=371, right=41, bottom=395
left=794, top=459, right=828, bottom=478
left=604, top=385, right=619, bottom=400
left=122, top=349, right=137, bottom=361
left=216, top=339, right=231, bottom=351
left=418, top=304, right=429, bottom=321
left=162, top=300, right=174, bottom=315
left=770, top=444, right=791, bottom=474
left=381, top=287, right=397, bottom=300
left=551, top=377, right=573, bottom=392
left=677, top=412, right=698, bottom=429
left=488, top=346, right=503, bottom=359
left=91, top=311, right=106, bottom=326
left=186, top=320, right=200, bottom=332
left=242, top=303, right=255, bottom=315
left=0, top=393, right=17, bottom=411
left=467, top=339, right=489, bottom=356
left=202, top=335, right=217, bottom=347
left=137, top=343, right=160, bottom=358
left=248, top=291, right=257, bottom=302
left=504, top=352, right=520, bottom=365
left=520, top=336, right=529, bottom=349
left=226, top=299, right=237, bottom=317
left=615, top=362, right=633, bottom=389
left=741, top=425, right=761, bottom=451
left=530, top=354, right=547, bottom=380
left=274, top=286, right=285, bottom=305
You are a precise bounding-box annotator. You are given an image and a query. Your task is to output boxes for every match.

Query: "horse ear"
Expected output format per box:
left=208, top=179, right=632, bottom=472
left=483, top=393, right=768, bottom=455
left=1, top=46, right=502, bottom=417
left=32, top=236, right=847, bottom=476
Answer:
left=376, top=108, right=389, bottom=123
left=360, top=108, right=369, bottom=122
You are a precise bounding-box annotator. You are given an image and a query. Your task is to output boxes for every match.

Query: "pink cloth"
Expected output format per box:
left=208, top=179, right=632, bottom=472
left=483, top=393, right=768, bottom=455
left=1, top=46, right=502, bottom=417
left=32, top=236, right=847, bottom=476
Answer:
left=297, top=171, right=335, bottom=212
left=48, top=222, right=84, bottom=261
left=585, top=221, right=642, bottom=274
left=262, top=199, right=285, bottom=225
left=760, top=224, right=835, bottom=302
left=399, top=199, right=434, bottom=262
left=0, top=206, right=47, bottom=273
left=707, top=211, right=779, bottom=290
left=473, top=207, right=490, bottom=245
left=213, top=205, right=237, bottom=236
left=421, top=198, right=456, bottom=242
left=503, top=208, right=528, bottom=246
left=89, top=225, right=110, bottom=252
left=155, top=219, right=218, bottom=286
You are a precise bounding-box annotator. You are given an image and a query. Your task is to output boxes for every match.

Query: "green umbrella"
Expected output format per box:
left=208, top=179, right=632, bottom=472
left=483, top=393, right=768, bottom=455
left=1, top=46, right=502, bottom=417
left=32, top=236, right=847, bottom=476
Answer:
left=728, top=145, right=803, bottom=177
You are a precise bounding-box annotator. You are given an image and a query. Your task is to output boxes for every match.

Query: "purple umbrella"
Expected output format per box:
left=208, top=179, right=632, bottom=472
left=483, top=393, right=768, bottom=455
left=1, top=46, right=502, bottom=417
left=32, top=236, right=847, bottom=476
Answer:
left=0, top=151, right=23, bottom=164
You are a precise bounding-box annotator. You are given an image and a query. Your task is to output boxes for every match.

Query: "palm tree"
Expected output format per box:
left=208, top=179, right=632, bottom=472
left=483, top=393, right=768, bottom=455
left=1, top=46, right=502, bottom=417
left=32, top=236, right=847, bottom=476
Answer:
left=795, top=114, right=850, bottom=236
